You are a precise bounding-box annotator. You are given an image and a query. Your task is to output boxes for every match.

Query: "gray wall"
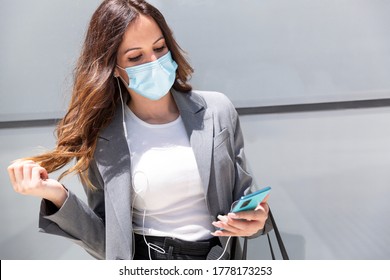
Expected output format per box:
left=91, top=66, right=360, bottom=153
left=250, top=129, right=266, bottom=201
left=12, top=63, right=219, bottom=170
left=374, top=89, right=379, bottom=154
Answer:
left=1, top=0, right=389, bottom=259
left=241, top=108, right=390, bottom=259
left=0, top=0, right=101, bottom=122
left=155, top=0, right=390, bottom=107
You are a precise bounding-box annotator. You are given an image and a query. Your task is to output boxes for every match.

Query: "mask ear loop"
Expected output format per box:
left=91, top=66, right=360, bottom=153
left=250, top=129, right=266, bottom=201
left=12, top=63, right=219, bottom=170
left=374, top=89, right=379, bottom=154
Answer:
left=115, top=76, right=128, bottom=138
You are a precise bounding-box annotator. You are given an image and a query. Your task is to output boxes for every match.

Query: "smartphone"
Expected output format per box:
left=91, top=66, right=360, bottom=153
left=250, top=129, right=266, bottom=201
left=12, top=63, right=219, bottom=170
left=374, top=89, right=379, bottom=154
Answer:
left=231, top=186, right=271, bottom=213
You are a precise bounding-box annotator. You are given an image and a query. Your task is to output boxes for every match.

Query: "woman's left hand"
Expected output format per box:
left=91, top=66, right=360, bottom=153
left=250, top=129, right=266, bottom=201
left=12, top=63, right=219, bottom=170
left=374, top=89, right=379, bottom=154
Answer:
left=211, top=201, right=269, bottom=237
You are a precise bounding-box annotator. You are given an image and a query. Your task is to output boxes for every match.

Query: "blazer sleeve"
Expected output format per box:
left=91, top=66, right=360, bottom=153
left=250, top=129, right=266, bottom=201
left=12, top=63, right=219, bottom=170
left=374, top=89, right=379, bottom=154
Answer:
left=231, top=108, right=253, bottom=200
left=230, top=101, right=274, bottom=237
left=38, top=161, right=106, bottom=259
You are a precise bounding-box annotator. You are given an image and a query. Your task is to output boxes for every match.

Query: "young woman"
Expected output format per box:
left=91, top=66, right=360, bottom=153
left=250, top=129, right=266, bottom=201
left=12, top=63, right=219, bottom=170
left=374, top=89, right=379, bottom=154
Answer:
left=7, top=0, right=271, bottom=260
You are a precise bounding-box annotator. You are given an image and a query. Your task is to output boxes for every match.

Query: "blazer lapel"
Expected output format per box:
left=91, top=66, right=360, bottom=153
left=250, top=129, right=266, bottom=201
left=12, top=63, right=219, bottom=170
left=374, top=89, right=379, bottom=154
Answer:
left=95, top=107, right=132, bottom=254
left=173, top=90, right=214, bottom=194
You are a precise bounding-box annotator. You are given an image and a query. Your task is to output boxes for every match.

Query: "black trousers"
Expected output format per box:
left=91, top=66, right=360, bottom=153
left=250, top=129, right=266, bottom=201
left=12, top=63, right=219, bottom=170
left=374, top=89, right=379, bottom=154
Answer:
left=133, top=234, right=222, bottom=260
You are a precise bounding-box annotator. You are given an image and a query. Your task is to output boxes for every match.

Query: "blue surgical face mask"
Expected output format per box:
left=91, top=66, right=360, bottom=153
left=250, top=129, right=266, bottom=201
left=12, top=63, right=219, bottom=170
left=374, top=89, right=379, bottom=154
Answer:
left=117, top=51, right=178, bottom=101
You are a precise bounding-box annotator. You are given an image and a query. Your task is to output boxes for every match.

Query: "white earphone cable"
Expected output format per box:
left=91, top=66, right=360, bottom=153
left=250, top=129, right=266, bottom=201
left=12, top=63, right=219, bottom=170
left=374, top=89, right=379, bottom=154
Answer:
left=115, top=76, right=128, bottom=138
left=120, top=74, right=233, bottom=260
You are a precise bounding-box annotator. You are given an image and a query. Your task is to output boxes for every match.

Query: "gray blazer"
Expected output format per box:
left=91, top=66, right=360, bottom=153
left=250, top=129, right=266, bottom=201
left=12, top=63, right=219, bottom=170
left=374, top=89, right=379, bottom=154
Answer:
left=39, top=90, right=270, bottom=259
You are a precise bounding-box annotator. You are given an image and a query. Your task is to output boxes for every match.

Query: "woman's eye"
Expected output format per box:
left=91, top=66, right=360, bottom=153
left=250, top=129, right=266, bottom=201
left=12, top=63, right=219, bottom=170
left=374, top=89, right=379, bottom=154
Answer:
left=128, top=54, right=142, bottom=62
left=154, top=46, right=166, bottom=53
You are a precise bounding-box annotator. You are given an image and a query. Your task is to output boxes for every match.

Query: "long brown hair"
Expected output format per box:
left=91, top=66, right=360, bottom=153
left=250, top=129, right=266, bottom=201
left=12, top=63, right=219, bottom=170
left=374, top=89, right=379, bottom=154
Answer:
left=27, top=0, right=193, bottom=188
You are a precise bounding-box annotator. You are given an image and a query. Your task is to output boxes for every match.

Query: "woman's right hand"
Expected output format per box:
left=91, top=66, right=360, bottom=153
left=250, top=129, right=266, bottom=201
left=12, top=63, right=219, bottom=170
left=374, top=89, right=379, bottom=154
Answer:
left=7, top=160, right=68, bottom=208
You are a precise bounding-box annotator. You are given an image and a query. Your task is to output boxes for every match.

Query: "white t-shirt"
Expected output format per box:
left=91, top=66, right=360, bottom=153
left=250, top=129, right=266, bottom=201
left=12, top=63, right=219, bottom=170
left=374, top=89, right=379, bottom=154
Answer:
left=124, top=107, right=214, bottom=241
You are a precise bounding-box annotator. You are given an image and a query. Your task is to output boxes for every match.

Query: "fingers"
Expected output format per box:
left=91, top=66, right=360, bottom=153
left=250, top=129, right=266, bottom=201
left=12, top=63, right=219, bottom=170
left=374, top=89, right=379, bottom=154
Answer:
left=22, top=161, right=39, bottom=183
left=7, top=160, right=46, bottom=195
left=262, top=202, right=269, bottom=214
left=32, top=165, right=48, bottom=181
left=231, top=202, right=269, bottom=221
left=8, top=160, right=30, bottom=191
left=212, top=203, right=269, bottom=237
left=7, top=163, right=17, bottom=189
left=8, top=160, right=67, bottom=208
left=212, top=216, right=263, bottom=237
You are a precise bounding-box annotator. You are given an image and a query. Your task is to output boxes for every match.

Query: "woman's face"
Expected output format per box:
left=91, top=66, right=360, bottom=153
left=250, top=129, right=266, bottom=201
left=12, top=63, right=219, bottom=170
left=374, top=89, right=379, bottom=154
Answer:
left=115, top=14, right=169, bottom=84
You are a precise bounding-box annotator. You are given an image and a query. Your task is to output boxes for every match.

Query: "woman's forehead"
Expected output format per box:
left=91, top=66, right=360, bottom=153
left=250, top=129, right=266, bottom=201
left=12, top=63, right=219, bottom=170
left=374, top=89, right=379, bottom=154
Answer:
left=119, top=15, right=164, bottom=52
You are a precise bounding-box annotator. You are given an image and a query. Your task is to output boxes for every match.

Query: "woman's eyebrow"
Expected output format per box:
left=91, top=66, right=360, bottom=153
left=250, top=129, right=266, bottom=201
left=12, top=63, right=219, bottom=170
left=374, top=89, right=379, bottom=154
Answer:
left=153, top=36, right=165, bottom=45
left=124, top=36, right=165, bottom=54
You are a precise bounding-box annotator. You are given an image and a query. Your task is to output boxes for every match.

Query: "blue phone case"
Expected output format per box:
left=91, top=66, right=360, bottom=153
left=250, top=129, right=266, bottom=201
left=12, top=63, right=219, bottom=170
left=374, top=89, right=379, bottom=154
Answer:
left=231, top=186, right=271, bottom=212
